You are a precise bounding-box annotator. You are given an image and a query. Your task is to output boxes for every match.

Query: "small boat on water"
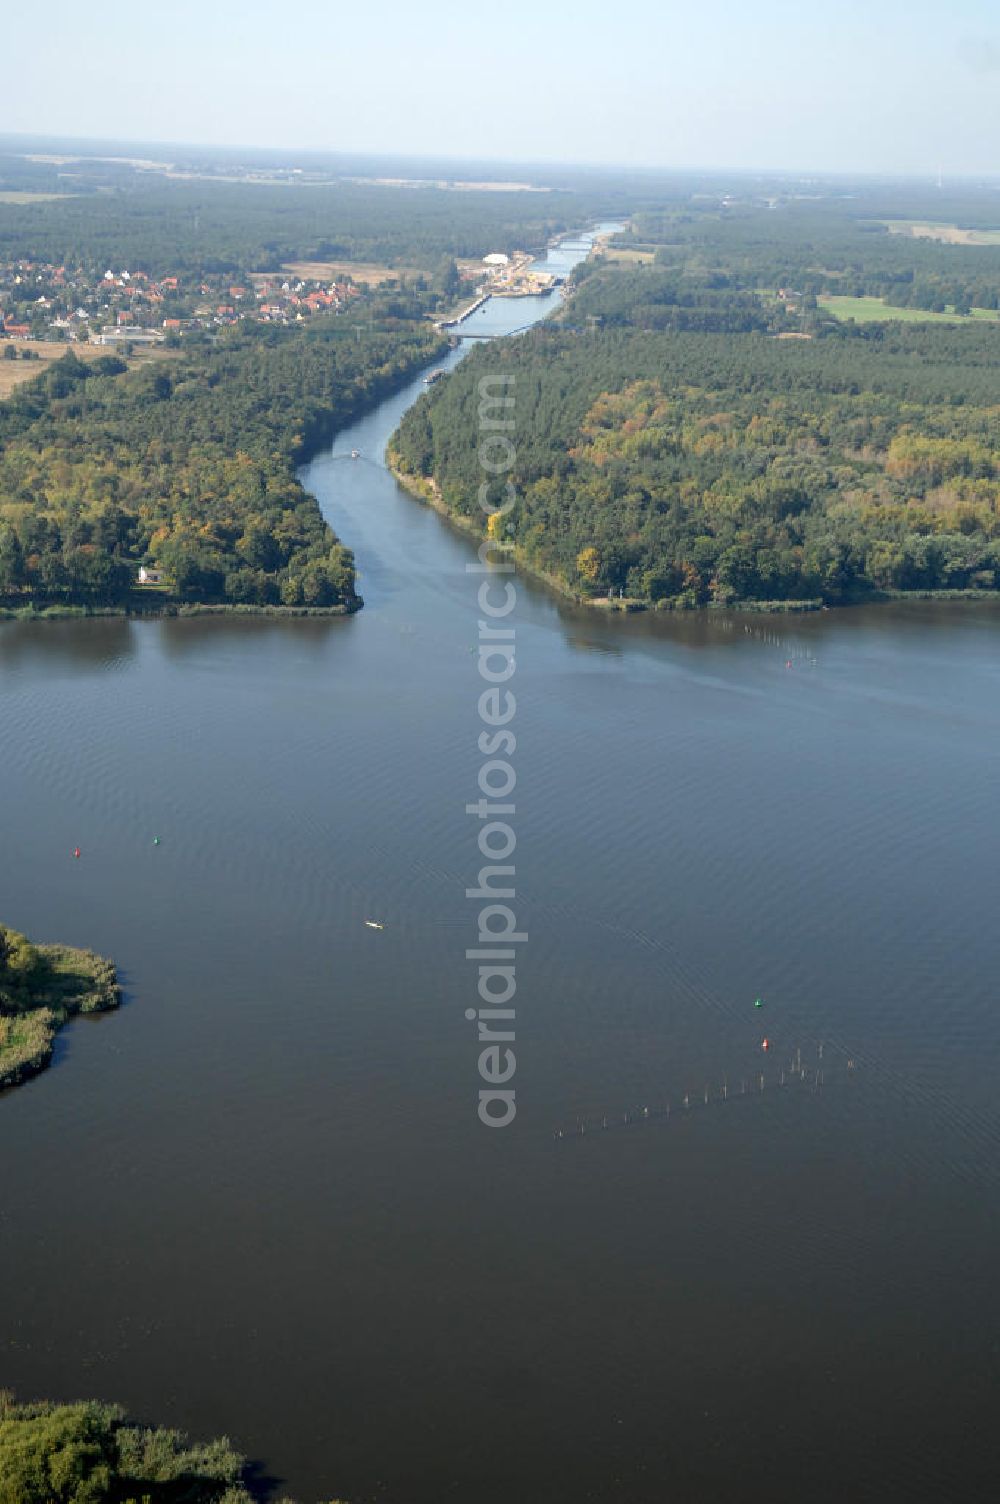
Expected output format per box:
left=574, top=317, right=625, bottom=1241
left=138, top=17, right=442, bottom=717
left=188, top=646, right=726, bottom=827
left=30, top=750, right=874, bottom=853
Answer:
left=364, top=920, right=385, bottom=931
left=351, top=449, right=360, bottom=459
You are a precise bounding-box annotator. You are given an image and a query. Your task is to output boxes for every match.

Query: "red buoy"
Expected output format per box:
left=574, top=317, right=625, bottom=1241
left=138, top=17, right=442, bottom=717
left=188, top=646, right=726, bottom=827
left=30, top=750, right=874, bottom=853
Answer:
left=73, top=847, right=81, bottom=859
left=761, top=1037, right=770, bottom=1051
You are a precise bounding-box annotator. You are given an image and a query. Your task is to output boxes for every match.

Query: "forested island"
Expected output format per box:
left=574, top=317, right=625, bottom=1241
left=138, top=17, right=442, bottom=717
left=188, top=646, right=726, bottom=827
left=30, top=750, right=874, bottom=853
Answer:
left=391, top=193, right=1000, bottom=609
left=0, top=1391, right=343, bottom=1504
left=0, top=924, right=120, bottom=1091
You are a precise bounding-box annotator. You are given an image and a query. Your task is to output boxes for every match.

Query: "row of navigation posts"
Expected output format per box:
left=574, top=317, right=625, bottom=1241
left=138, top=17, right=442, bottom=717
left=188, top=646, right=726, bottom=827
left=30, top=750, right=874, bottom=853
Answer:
left=553, top=1042, right=856, bottom=1142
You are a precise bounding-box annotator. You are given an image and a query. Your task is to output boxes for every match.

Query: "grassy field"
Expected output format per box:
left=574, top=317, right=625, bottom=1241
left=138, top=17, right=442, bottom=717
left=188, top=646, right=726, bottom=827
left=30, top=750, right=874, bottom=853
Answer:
left=596, top=247, right=656, bottom=265
left=0, top=190, right=74, bottom=204
left=351, top=176, right=549, bottom=193
left=0, top=339, right=177, bottom=397
left=280, top=259, right=420, bottom=285
left=882, top=220, right=1000, bottom=246
left=818, top=295, right=1000, bottom=325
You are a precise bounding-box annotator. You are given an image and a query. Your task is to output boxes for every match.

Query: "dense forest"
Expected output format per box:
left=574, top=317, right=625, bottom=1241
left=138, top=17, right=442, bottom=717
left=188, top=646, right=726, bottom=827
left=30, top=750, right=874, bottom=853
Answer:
left=567, top=262, right=803, bottom=334
left=0, top=1391, right=341, bottom=1504
left=0, top=175, right=581, bottom=278
left=5, top=144, right=1000, bottom=305
left=0, top=316, right=444, bottom=609
left=392, top=257, right=1000, bottom=607
left=617, top=191, right=1000, bottom=315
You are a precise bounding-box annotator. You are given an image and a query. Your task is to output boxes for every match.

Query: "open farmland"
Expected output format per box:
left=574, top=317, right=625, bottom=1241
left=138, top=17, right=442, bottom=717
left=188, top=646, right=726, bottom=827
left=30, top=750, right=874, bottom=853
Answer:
left=818, top=294, right=1000, bottom=324
left=883, top=220, right=1000, bottom=246
left=280, top=259, right=421, bottom=285
left=0, top=339, right=178, bottom=396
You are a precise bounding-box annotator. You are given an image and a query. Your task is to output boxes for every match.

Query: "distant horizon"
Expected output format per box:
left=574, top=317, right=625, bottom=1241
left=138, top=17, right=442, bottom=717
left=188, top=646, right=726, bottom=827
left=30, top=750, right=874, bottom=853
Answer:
left=2, top=130, right=1000, bottom=189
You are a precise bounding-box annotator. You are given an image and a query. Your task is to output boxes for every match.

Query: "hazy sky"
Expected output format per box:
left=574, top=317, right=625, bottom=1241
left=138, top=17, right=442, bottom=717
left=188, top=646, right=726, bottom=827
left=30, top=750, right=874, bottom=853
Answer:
left=5, top=0, right=999, bottom=174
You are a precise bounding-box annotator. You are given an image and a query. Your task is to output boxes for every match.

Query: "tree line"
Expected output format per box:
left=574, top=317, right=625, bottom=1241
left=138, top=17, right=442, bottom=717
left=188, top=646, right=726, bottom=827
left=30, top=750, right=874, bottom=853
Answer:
left=620, top=195, right=1000, bottom=316
left=0, top=178, right=581, bottom=278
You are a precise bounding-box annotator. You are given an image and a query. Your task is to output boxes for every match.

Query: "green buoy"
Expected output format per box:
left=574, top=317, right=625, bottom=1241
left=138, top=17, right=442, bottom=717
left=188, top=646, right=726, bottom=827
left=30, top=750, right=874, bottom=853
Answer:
left=153, top=837, right=160, bottom=846
left=754, top=997, right=764, bottom=1008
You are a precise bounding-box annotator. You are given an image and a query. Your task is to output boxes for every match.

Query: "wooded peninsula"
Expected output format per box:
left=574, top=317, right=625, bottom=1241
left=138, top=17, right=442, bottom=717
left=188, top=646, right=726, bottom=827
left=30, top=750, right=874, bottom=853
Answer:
left=0, top=318, right=446, bottom=613
left=0, top=923, right=120, bottom=1092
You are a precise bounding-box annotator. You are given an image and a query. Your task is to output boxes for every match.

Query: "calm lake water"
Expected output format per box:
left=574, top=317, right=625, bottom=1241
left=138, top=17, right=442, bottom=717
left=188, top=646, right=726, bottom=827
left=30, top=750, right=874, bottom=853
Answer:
left=2, top=230, right=1000, bottom=1503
